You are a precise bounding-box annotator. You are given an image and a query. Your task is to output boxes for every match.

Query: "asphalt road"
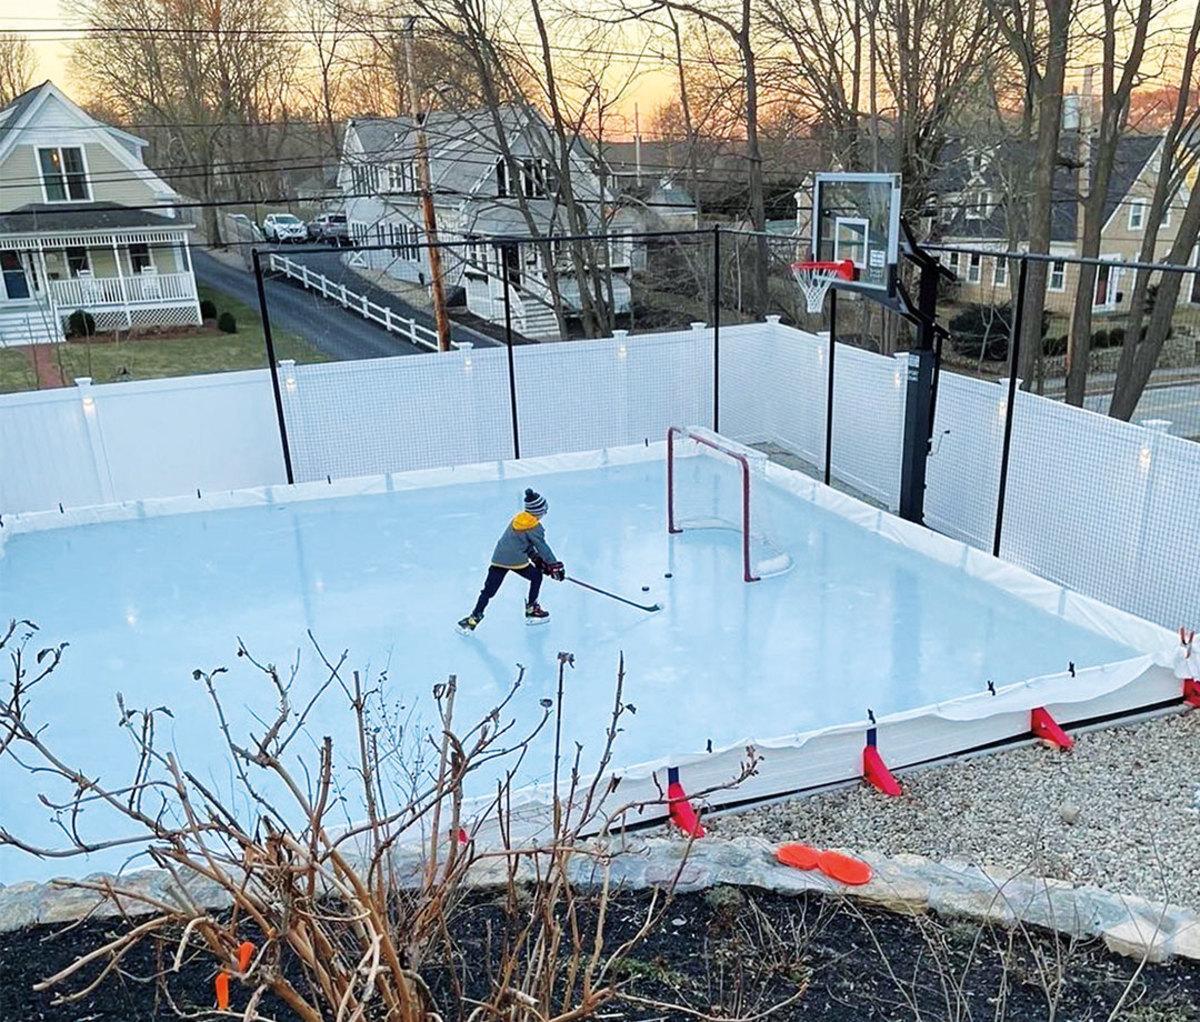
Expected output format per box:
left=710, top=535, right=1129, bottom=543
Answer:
left=294, top=249, right=498, bottom=349
left=1083, top=381, right=1200, bottom=438
left=192, top=249, right=429, bottom=360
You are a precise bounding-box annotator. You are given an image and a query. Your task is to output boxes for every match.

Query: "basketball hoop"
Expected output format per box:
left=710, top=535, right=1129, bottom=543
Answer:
left=791, top=259, right=856, bottom=314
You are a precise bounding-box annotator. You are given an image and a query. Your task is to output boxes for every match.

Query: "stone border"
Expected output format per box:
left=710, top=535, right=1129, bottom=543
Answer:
left=3, top=836, right=1196, bottom=965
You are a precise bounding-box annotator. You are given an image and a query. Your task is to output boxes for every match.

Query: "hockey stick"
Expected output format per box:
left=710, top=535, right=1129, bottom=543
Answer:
left=566, top=576, right=662, bottom=612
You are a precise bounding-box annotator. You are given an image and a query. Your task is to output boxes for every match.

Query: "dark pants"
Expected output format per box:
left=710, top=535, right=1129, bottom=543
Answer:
left=472, top=564, right=542, bottom=618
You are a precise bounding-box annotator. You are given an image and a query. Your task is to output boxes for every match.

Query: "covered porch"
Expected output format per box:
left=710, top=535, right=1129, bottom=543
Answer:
left=0, top=211, right=202, bottom=344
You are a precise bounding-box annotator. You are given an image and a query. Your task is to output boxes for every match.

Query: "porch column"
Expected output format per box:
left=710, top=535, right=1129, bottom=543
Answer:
left=181, top=235, right=201, bottom=324
left=35, top=243, right=62, bottom=342
left=111, top=237, right=131, bottom=329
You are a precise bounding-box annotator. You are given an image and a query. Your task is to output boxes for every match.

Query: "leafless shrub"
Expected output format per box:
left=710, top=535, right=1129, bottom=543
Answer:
left=0, top=619, right=760, bottom=1021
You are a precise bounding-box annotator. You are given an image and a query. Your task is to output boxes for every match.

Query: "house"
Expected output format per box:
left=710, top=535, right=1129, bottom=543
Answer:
left=0, top=81, right=201, bottom=347
left=338, top=107, right=632, bottom=338
left=928, top=132, right=1196, bottom=315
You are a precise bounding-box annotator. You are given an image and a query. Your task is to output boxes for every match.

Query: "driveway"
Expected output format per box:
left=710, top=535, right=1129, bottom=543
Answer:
left=193, top=249, right=429, bottom=360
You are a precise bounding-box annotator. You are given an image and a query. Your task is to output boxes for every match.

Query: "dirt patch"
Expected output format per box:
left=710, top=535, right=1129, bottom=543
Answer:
left=1, top=887, right=1197, bottom=1021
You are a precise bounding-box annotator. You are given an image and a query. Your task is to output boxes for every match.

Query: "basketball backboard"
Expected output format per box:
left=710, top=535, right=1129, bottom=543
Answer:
left=812, top=173, right=902, bottom=296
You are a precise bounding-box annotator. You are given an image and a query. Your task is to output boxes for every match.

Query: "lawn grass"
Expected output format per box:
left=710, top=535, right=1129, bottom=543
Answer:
left=0, top=284, right=330, bottom=392
left=0, top=347, right=40, bottom=393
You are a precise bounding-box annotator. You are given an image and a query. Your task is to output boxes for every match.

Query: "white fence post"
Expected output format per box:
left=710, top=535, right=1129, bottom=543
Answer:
left=75, top=377, right=116, bottom=504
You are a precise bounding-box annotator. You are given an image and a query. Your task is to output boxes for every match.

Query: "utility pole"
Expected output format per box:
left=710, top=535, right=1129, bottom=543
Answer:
left=402, top=16, right=451, bottom=352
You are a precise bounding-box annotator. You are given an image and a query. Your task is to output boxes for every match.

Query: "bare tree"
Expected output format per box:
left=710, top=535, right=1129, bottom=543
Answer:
left=67, top=0, right=301, bottom=242
left=1109, top=0, right=1200, bottom=420
left=987, top=0, right=1075, bottom=389
left=0, top=619, right=761, bottom=1019
left=1063, top=0, right=1158, bottom=406
left=0, top=31, right=35, bottom=106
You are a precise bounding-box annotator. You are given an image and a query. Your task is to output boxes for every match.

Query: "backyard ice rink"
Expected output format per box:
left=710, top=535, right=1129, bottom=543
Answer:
left=0, top=443, right=1152, bottom=883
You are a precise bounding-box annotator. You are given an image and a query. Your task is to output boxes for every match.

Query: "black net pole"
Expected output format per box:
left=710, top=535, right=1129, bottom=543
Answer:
left=712, top=225, right=721, bottom=433
left=252, top=247, right=294, bottom=485
left=500, top=248, right=521, bottom=459
left=993, top=257, right=1027, bottom=558
left=824, top=287, right=838, bottom=486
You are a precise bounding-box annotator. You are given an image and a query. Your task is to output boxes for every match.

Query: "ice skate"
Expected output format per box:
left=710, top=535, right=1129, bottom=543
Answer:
left=456, top=614, right=482, bottom=635
left=524, top=602, right=550, bottom=625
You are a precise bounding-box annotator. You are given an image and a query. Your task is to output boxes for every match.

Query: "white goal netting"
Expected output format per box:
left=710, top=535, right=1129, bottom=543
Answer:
left=667, top=426, right=794, bottom=581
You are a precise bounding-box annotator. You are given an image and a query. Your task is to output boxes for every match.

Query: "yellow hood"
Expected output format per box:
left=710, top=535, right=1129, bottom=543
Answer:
left=511, top=511, right=541, bottom=531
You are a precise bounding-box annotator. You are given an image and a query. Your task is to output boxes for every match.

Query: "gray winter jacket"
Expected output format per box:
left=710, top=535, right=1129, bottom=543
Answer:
left=491, top=512, right=557, bottom=569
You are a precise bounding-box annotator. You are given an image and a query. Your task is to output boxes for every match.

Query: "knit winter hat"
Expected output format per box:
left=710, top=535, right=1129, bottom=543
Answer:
left=523, top=488, right=549, bottom=517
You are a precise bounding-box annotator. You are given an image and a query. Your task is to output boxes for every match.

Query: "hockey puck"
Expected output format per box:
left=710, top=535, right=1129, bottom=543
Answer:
left=664, top=572, right=673, bottom=578
left=641, top=586, right=650, bottom=592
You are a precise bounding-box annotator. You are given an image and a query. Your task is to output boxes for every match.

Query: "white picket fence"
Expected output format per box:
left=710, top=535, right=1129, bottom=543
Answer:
left=268, top=253, right=441, bottom=351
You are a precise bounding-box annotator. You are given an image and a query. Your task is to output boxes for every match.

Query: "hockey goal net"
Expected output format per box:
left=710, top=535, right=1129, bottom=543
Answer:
left=667, top=426, right=793, bottom=582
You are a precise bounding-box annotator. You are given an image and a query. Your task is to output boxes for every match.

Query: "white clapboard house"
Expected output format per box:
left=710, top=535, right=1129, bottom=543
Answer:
left=339, top=107, right=632, bottom=338
left=0, top=81, right=201, bottom=346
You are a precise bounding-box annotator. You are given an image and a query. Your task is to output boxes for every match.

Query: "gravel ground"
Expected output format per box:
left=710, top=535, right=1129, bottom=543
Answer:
left=709, top=708, right=1200, bottom=909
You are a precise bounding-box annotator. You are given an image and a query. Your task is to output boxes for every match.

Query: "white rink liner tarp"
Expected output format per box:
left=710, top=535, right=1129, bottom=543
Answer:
left=0, top=441, right=1185, bottom=837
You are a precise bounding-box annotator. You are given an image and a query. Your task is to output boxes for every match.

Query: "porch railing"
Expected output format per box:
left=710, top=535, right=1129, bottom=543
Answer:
left=49, top=271, right=197, bottom=309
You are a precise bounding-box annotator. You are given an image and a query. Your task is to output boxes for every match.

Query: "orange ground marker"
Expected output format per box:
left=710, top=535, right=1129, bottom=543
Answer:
left=237, top=941, right=255, bottom=972
left=776, top=843, right=872, bottom=885
left=816, top=849, right=873, bottom=886
left=215, top=971, right=230, bottom=1011
left=775, top=843, right=820, bottom=870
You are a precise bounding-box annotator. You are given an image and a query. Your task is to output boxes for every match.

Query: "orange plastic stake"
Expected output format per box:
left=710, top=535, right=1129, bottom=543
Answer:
left=666, top=768, right=706, bottom=837
left=775, top=843, right=820, bottom=870
left=1031, top=707, right=1074, bottom=750
left=1184, top=679, right=1200, bottom=708
left=237, top=941, right=255, bottom=972
left=215, top=971, right=230, bottom=1011
left=862, top=744, right=902, bottom=796
left=816, top=849, right=873, bottom=886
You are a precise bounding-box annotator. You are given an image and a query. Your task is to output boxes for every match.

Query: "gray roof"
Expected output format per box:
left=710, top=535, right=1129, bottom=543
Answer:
left=933, top=132, right=1162, bottom=243
left=0, top=81, right=49, bottom=146
left=0, top=203, right=186, bottom=235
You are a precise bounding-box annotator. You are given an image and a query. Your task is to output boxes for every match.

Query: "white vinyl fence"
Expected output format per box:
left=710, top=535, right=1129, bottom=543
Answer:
left=1, top=319, right=1197, bottom=632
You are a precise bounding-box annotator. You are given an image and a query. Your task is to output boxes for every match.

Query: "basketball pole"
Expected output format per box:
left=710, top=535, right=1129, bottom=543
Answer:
left=823, top=287, right=837, bottom=486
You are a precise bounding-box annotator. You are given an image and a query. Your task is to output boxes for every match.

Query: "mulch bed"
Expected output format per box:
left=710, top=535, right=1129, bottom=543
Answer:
left=2, top=887, right=1197, bottom=1021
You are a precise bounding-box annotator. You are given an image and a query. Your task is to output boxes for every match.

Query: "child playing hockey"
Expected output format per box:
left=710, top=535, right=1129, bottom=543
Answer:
left=457, top=488, right=565, bottom=633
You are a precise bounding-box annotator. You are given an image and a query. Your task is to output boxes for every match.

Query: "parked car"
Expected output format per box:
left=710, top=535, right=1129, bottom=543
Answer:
left=262, top=213, right=307, bottom=243
left=307, top=212, right=349, bottom=245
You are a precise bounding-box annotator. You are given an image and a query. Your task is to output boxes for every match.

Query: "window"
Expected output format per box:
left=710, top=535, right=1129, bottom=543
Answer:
left=1049, top=260, right=1066, bottom=291
left=495, top=159, right=509, bottom=198
left=1161, top=202, right=1173, bottom=229
left=39, top=146, right=89, bottom=202
left=992, top=256, right=1008, bottom=287
left=1128, top=199, right=1146, bottom=232
left=387, top=221, right=421, bottom=261
left=387, top=160, right=417, bottom=193
left=1093, top=259, right=1121, bottom=310
left=464, top=237, right=489, bottom=275
left=350, top=163, right=378, bottom=194
left=521, top=158, right=554, bottom=198
left=967, top=251, right=982, bottom=283
left=941, top=251, right=961, bottom=277
left=129, top=243, right=152, bottom=273
left=66, top=247, right=89, bottom=276
left=965, top=189, right=992, bottom=220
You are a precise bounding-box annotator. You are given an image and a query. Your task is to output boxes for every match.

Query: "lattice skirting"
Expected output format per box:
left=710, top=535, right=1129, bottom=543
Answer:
left=62, top=304, right=202, bottom=332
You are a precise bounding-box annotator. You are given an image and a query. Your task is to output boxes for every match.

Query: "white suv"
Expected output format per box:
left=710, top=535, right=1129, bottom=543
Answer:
left=262, top=213, right=307, bottom=243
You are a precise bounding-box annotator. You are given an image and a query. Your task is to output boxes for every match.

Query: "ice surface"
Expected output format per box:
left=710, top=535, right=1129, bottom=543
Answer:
left=0, top=457, right=1139, bottom=882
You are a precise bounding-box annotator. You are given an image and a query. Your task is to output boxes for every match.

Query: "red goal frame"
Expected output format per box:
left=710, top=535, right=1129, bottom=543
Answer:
left=667, top=425, right=759, bottom=582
